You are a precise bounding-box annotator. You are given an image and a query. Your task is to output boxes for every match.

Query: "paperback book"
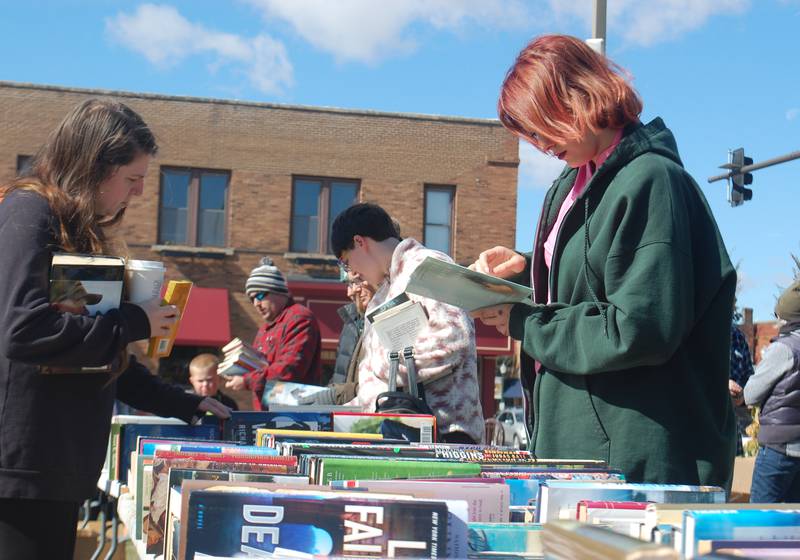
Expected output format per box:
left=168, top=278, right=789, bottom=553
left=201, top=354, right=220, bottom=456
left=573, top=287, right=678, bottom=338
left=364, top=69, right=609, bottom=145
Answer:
left=183, top=487, right=450, bottom=559
left=366, top=292, right=429, bottom=352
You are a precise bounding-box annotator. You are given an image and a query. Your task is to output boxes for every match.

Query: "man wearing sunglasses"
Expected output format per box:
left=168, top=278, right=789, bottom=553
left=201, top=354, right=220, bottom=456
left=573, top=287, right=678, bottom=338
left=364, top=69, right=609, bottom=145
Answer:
left=224, top=257, right=322, bottom=409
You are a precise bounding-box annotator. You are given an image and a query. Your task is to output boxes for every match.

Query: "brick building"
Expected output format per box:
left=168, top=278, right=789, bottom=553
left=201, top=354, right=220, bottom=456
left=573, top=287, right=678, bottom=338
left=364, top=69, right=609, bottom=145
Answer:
left=0, top=81, right=519, bottom=415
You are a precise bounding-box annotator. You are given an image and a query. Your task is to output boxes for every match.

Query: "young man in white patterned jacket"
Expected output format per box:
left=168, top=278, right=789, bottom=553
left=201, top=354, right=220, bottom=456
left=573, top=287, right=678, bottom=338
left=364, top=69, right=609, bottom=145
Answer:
left=331, top=203, right=484, bottom=443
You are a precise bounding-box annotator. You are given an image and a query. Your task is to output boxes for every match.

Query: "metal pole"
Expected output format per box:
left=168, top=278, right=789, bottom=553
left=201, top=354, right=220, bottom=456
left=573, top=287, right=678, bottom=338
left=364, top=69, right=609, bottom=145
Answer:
left=708, top=150, right=800, bottom=183
left=593, top=0, right=607, bottom=54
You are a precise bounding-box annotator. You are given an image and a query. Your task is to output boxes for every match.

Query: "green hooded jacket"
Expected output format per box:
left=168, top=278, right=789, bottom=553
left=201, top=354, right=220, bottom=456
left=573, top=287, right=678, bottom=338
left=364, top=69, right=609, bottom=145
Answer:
left=508, top=118, right=737, bottom=488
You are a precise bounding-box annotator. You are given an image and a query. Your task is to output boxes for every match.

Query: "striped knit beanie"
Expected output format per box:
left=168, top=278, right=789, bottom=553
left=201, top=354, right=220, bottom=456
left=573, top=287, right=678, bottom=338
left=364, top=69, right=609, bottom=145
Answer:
left=245, top=257, right=288, bottom=297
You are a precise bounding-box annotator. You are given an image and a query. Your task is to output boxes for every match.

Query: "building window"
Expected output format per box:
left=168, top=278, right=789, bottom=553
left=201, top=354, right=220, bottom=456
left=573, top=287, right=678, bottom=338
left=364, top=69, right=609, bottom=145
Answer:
left=158, top=167, right=229, bottom=247
left=290, top=176, right=359, bottom=254
left=16, top=155, right=33, bottom=176
left=424, top=185, right=455, bottom=255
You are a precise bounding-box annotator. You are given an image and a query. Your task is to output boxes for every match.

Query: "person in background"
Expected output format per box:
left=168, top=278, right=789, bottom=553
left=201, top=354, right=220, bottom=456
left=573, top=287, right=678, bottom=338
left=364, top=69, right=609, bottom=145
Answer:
left=729, top=320, right=755, bottom=455
left=744, top=278, right=800, bottom=503
left=189, top=353, right=238, bottom=410
left=331, top=203, right=484, bottom=443
left=471, top=34, right=737, bottom=487
left=0, top=99, right=230, bottom=559
left=300, top=270, right=376, bottom=405
left=225, top=257, right=322, bottom=409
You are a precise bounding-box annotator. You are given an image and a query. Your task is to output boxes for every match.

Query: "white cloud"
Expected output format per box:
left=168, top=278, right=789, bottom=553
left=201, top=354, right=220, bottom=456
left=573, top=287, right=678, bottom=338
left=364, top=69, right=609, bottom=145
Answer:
left=244, top=0, right=531, bottom=64
left=106, top=4, right=293, bottom=95
left=518, top=141, right=565, bottom=191
left=547, top=0, right=750, bottom=47
left=787, top=108, right=800, bottom=121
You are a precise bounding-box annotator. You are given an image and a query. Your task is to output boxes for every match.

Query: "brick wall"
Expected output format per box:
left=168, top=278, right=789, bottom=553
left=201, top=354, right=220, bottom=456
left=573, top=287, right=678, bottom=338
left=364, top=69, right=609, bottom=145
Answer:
left=0, top=81, right=519, bottom=370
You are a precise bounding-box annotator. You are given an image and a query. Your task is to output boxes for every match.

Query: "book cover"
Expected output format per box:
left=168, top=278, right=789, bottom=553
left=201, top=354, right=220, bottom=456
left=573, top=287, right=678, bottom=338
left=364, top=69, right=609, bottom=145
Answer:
left=260, top=380, right=329, bottom=406
left=541, top=521, right=679, bottom=560
left=184, top=488, right=449, bottom=559
left=49, top=252, right=125, bottom=316
left=332, top=411, right=437, bottom=444
left=218, top=411, right=334, bottom=445
left=503, top=470, right=626, bottom=506
left=145, top=453, right=299, bottom=555
left=683, top=509, right=800, bottom=559
left=113, top=419, right=219, bottom=485
left=467, top=523, right=543, bottom=556
left=405, top=256, right=539, bottom=312
left=315, top=456, right=482, bottom=485
left=147, top=280, right=192, bottom=358
left=643, top=502, right=800, bottom=548
left=366, top=292, right=429, bottom=352
left=255, top=427, right=384, bottom=446
left=44, top=252, right=125, bottom=373
left=536, top=481, right=726, bottom=524
left=341, top=480, right=510, bottom=523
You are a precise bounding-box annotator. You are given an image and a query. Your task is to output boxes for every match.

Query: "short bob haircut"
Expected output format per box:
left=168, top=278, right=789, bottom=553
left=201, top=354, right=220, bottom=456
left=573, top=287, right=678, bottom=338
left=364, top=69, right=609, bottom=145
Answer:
left=331, top=203, right=400, bottom=258
left=498, top=34, right=642, bottom=147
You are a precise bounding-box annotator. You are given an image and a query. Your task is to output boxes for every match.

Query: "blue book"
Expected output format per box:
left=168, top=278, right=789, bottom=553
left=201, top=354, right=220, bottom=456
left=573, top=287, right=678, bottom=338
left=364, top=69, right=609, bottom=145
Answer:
left=683, top=509, right=800, bottom=559
left=467, top=523, right=543, bottom=555
left=536, top=481, right=726, bottom=523
left=184, top=488, right=448, bottom=558
left=110, top=416, right=219, bottom=484
left=504, top=471, right=626, bottom=506
left=207, top=411, right=333, bottom=445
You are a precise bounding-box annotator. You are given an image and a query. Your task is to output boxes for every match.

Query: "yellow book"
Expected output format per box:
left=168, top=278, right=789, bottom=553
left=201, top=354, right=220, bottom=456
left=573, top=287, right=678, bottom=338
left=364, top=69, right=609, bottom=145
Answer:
left=255, top=428, right=383, bottom=447
left=147, top=281, right=192, bottom=358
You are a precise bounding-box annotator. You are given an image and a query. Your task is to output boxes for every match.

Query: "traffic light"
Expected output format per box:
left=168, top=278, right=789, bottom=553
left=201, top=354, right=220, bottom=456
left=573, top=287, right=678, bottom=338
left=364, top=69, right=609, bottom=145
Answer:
left=727, top=148, right=753, bottom=207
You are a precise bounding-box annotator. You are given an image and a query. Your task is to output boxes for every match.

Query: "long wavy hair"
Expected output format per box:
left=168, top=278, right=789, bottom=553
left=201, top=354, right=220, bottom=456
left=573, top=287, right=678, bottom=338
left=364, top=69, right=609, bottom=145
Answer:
left=1, top=98, right=158, bottom=254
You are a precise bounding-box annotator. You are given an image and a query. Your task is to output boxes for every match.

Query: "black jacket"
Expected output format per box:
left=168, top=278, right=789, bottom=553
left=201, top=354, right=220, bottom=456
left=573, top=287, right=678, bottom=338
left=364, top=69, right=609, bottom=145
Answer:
left=0, top=191, right=202, bottom=502
left=332, top=303, right=363, bottom=384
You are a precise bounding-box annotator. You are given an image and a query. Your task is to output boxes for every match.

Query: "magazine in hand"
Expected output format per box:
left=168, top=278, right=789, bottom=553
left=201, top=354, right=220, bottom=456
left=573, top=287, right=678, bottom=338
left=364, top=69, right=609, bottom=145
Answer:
left=405, top=256, right=537, bottom=312
left=261, top=380, right=328, bottom=407
left=365, top=292, right=428, bottom=352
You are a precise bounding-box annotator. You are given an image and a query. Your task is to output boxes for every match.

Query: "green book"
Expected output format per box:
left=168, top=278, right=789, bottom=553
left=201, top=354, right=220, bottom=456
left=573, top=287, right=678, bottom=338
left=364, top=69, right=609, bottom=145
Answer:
left=316, top=456, right=481, bottom=484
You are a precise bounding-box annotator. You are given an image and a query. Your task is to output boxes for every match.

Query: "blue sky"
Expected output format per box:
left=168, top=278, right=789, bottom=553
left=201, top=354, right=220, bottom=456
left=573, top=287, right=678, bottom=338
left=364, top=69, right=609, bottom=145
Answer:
left=2, top=0, right=798, bottom=321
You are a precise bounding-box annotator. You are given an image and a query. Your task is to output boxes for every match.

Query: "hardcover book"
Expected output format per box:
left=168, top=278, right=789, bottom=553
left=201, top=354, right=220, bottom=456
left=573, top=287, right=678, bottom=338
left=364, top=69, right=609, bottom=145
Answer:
left=44, top=252, right=125, bottom=373
left=218, top=337, right=268, bottom=376
left=536, top=482, right=726, bottom=524
left=213, top=411, right=334, bottom=445
left=314, top=456, right=482, bottom=485
left=683, top=509, right=800, bottom=559
left=184, top=488, right=449, bottom=559
left=332, top=411, right=437, bottom=444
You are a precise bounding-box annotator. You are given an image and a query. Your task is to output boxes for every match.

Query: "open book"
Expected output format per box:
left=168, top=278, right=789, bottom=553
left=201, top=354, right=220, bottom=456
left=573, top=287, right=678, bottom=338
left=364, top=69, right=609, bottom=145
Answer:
left=366, top=292, right=428, bottom=352
left=406, top=256, right=537, bottom=312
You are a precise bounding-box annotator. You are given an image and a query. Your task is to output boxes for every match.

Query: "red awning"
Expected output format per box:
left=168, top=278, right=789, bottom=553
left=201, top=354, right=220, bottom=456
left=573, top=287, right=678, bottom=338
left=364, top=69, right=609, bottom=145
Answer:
left=174, top=287, right=231, bottom=347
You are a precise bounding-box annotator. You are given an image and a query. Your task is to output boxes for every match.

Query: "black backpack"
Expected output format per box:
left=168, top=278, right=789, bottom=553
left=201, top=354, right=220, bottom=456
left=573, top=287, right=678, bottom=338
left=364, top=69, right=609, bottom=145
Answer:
left=375, top=348, right=433, bottom=416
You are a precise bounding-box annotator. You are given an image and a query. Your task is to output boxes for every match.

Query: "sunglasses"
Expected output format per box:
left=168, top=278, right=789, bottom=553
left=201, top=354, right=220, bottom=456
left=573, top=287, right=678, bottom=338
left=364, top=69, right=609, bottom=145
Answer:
left=251, top=291, right=269, bottom=302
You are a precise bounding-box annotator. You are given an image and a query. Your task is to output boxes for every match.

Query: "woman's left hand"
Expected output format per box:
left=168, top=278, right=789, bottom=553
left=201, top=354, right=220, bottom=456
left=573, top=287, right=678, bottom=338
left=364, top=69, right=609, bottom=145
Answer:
left=471, top=304, right=512, bottom=336
left=197, top=397, right=232, bottom=419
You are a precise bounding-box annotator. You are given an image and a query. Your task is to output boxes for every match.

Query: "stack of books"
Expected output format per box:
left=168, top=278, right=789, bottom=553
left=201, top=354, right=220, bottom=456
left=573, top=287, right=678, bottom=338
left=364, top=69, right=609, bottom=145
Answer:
left=218, top=337, right=268, bottom=376
left=105, top=408, right=800, bottom=560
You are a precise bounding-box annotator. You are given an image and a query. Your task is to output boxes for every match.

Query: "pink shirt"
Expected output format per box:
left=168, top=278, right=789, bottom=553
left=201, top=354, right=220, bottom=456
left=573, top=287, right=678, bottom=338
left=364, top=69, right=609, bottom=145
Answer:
left=541, top=128, right=623, bottom=302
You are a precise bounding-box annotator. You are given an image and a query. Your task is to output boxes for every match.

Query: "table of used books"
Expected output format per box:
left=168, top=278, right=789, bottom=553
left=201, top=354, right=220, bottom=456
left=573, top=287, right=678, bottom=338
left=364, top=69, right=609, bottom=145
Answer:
left=95, top=405, right=800, bottom=560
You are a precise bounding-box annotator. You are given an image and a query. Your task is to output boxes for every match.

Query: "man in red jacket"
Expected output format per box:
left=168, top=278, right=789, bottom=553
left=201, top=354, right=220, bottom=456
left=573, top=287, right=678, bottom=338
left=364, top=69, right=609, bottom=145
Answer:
left=225, top=257, right=322, bottom=409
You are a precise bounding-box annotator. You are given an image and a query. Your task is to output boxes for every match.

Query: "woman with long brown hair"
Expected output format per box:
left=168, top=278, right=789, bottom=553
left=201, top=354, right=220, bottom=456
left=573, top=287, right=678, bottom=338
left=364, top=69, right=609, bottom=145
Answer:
left=472, top=35, right=738, bottom=489
left=0, top=99, right=229, bottom=558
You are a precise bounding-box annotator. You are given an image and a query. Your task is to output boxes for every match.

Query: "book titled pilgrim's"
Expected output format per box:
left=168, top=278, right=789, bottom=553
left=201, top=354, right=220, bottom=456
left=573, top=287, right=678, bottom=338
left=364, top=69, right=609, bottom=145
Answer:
left=184, top=488, right=448, bottom=559
left=43, top=252, right=125, bottom=374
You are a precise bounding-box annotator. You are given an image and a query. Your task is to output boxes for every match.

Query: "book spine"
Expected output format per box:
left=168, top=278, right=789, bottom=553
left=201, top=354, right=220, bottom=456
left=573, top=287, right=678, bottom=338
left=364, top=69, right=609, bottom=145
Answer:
left=147, top=281, right=192, bottom=358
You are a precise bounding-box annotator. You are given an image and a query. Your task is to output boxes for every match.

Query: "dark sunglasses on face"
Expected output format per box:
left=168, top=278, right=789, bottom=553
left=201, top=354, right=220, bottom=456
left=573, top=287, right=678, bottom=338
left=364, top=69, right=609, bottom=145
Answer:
left=252, top=291, right=269, bottom=302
